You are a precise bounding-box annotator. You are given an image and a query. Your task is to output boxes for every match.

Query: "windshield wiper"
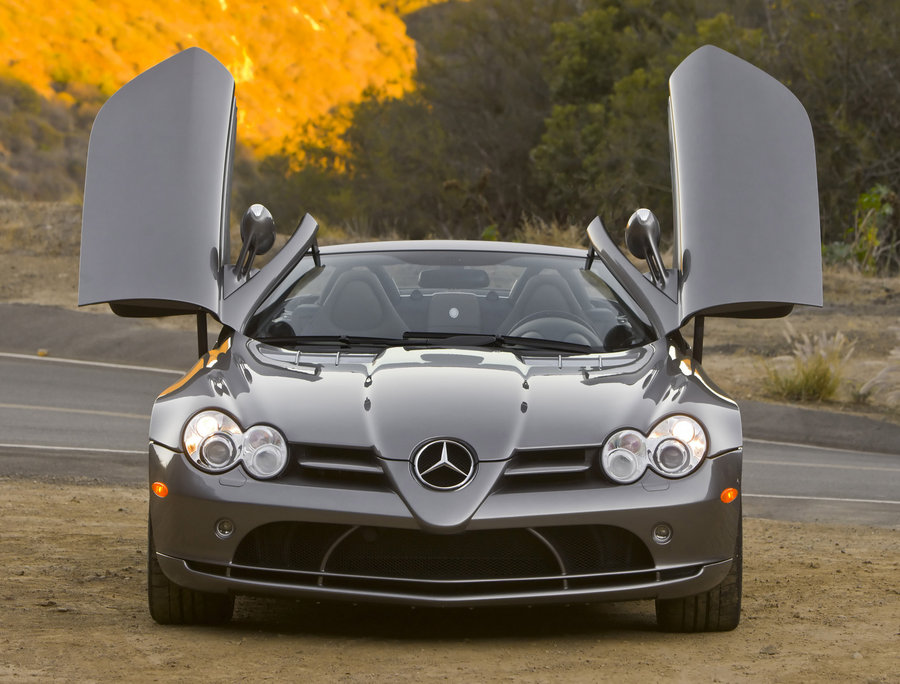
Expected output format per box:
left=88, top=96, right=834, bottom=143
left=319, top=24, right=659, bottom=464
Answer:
left=257, top=335, right=409, bottom=348
left=258, top=332, right=597, bottom=354
left=401, top=331, right=497, bottom=346
left=492, top=335, right=596, bottom=354
left=401, top=331, right=596, bottom=354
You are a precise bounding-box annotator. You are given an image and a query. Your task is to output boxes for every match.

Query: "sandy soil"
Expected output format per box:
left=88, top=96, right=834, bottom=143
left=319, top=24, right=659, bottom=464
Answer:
left=0, top=480, right=896, bottom=683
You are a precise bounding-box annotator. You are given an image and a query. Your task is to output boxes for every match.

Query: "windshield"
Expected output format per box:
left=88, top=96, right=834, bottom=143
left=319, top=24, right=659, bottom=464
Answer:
left=245, top=250, right=655, bottom=353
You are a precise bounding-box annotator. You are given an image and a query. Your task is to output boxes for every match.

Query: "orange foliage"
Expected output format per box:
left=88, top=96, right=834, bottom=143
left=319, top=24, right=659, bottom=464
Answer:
left=0, top=0, right=443, bottom=156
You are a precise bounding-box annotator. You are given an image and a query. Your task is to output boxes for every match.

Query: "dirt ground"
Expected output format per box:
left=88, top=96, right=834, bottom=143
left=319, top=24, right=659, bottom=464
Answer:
left=0, top=480, right=896, bottom=683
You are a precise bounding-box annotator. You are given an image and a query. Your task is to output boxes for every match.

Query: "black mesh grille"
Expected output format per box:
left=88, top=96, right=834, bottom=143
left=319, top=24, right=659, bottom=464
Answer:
left=233, top=521, right=346, bottom=571
left=326, top=527, right=558, bottom=580
left=232, top=522, right=653, bottom=589
left=539, top=525, right=652, bottom=573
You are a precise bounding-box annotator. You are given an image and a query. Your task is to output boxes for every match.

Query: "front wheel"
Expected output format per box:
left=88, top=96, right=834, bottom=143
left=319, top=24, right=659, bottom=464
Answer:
left=148, top=519, right=234, bottom=625
left=655, top=519, right=742, bottom=632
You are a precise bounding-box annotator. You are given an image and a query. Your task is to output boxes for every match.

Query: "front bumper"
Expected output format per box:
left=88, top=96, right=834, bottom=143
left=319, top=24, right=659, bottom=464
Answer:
left=149, top=443, right=741, bottom=606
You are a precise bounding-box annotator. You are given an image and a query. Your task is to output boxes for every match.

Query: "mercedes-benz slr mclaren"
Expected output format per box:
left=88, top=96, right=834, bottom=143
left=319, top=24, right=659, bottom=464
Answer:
left=78, top=45, right=822, bottom=631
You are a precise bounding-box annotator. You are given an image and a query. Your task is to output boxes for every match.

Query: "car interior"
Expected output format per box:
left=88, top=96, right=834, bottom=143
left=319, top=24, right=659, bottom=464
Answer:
left=247, top=256, right=654, bottom=351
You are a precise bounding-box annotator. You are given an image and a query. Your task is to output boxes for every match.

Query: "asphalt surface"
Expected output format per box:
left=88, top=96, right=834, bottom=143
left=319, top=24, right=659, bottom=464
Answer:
left=1, top=302, right=898, bottom=529
left=0, top=352, right=170, bottom=484
left=0, top=302, right=212, bottom=370
left=742, top=438, right=898, bottom=527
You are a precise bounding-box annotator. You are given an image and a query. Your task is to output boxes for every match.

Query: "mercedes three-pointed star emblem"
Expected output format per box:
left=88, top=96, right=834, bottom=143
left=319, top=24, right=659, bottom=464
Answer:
left=412, top=439, right=476, bottom=490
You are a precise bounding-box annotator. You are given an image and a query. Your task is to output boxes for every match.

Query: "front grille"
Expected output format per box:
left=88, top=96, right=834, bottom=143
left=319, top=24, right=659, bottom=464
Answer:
left=283, top=445, right=611, bottom=491
left=499, top=447, right=608, bottom=491
left=228, top=522, right=655, bottom=597
left=504, top=447, right=596, bottom=477
left=538, top=525, right=648, bottom=574
left=287, top=444, right=388, bottom=489
left=232, top=521, right=345, bottom=572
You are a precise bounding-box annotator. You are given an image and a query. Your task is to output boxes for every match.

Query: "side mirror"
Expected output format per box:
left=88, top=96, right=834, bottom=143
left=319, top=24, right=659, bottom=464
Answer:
left=625, top=208, right=666, bottom=286
left=235, top=204, right=276, bottom=278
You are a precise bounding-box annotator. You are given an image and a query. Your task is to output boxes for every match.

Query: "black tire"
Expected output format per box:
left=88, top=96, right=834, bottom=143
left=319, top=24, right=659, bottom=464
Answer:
left=655, top=518, right=742, bottom=632
left=148, top=519, right=234, bottom=625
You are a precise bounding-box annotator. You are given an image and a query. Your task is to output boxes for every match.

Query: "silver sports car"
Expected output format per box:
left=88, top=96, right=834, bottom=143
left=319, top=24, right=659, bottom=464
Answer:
left=78, top=45, right=822, bottom=631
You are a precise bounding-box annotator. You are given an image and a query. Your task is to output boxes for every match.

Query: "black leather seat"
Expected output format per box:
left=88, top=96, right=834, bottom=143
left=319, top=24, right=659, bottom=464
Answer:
left=307, top=269, right=407, bottom=338
left=500, top=271, right=582, bottom=332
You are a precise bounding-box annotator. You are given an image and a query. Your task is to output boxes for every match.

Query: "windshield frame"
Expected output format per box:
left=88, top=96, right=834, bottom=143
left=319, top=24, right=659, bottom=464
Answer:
left=244, top=246, right=657, bottom=355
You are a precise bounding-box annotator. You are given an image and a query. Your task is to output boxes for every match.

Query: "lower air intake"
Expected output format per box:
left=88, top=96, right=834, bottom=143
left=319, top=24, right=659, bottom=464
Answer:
left=232, top=522, right=654, bottom=594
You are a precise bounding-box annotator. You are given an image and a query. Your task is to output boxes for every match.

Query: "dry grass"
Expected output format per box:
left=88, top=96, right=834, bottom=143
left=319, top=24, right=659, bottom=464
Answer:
left=511, top=215, right=587, bottom=249
left=762, top=323, right=855, bottom=402
left=853, top=326, right=900, bottom=406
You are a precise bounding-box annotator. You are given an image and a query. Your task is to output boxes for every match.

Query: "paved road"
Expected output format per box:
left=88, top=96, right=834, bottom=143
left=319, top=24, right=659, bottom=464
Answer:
left=0, top=353, right=175, bottom=483
left=742, top=439, right=898, bottom=528
left=0, top=352, right=897, bottom=527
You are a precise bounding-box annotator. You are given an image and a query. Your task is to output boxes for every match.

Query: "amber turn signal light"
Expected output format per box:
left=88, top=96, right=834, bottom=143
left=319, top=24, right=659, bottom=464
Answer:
left=720, top=487, right=738, bottom=503
left=151, top=482, right=169, bottom=498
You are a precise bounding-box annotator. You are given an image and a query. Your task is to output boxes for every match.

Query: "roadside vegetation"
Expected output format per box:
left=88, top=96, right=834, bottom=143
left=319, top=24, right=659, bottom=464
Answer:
left=242, top=0, right=900, bottom=273
left=763, top=324, right=855, bottom=402
left=0, top=0, right=435, bottom=157
left=1, top=0, right=899, bottom=275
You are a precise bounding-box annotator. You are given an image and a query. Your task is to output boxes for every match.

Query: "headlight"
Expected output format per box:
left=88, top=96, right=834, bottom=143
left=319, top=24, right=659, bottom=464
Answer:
left=601, top=429, right=647, bottom=484
left=242, top=425, right=288, bottom=479
left=201, top=433, right=240, bottom=470
left=649, top=415, right=707, bottom=477
left=601, top=415, right=708, bottom=483
left=182, top=410, right=288, bottom=479
left=184, top=410, right=242, bottom=472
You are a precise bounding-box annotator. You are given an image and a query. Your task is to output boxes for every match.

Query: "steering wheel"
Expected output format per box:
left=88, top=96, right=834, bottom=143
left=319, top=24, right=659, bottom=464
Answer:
left=506, top=310, right=604, bottom=348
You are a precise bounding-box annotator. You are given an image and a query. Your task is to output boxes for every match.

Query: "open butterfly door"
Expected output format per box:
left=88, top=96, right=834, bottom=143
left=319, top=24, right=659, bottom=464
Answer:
left=669, top=45, right=823, bottom=325
left=78, top=48, right=236, bottom=319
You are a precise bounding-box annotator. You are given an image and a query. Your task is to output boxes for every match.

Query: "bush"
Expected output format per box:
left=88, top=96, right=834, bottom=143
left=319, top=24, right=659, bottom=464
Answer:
left=847, top=185, right=899, bottom=274
left=763, top=324, right=855, bottom=402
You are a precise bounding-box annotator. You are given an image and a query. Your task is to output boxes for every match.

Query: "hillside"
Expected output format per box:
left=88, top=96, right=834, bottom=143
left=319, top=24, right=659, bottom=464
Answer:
left=0, top=0, right=443, bottom=156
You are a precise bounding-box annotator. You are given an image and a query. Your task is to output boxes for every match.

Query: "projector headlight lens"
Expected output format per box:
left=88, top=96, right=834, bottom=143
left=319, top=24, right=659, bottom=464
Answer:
left=652, top=438, right=692, bottom=475
left=200, top=433, right=239, bottom=470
